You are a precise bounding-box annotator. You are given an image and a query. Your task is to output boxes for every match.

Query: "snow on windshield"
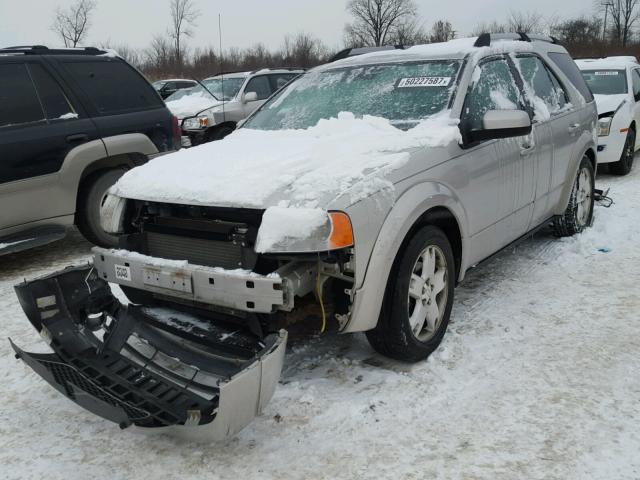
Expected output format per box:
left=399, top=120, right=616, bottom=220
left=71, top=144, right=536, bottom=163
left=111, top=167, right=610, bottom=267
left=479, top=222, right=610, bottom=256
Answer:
left=112, top=111, right=461, bottom=210
left=202, top=77, right=245, bottom=101
left=246, top=61, right=461, bottom=130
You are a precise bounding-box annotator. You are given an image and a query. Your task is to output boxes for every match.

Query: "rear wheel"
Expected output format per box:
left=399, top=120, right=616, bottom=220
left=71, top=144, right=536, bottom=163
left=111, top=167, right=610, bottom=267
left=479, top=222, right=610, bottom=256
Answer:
left=553, top=156, right=594, bottom=237
left=76, top=168, right=126, bottom=247
left=610, top=127, right=635, bottom=175
left=366, top=226, right=455, bottom=363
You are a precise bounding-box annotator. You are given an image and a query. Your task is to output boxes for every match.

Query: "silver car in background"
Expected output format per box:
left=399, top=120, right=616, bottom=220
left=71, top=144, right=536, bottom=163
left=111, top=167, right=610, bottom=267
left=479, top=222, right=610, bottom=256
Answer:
left=12, top=33, right=597, bottom=441
left=166, top=68, right=303, bottom=145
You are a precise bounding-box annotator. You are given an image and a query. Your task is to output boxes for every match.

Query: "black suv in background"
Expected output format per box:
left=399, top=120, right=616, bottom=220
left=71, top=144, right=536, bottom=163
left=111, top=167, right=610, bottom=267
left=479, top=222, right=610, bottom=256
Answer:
left=0, top=46, right=180, bottom=254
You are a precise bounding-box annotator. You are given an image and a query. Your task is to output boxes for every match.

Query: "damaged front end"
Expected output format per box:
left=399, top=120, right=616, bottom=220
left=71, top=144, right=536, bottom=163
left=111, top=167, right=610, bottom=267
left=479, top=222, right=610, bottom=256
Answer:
left=11, top=265, right=287, bottom=441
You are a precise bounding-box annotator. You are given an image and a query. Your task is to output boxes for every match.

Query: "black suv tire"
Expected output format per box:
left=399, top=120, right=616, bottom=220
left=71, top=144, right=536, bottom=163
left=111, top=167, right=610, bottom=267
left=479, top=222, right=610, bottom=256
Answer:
left=76, top=168, right=126, bottom=247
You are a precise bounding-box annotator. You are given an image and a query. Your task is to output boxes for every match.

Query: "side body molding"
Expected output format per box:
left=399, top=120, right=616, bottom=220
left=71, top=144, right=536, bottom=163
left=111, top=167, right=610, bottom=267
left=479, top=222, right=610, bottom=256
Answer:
left=344, top=182, right=470, bottom=333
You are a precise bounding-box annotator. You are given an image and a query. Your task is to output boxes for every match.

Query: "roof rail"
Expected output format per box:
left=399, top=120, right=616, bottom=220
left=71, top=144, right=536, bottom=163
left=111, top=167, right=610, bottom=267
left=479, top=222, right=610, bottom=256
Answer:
left=0, top=45, right=108, bottom=56
left=329, top=45, right=406, bottom=63
left=473, top=32, right=558, bottom=48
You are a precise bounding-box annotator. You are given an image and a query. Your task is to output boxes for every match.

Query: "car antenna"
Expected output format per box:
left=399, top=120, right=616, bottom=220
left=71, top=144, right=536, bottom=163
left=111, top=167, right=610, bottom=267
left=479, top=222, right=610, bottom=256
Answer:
left=219, top=13, right=225, bottom=120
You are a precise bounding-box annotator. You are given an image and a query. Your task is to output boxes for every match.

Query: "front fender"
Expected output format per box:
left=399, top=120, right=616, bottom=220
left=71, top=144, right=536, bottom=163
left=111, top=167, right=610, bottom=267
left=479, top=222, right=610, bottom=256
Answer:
left=344, top=181, right=469, bottom=333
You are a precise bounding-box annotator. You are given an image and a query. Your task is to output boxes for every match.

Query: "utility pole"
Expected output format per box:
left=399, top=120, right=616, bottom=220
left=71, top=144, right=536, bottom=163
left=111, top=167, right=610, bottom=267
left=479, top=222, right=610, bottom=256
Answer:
left=602, top=1, right=614, bottom=42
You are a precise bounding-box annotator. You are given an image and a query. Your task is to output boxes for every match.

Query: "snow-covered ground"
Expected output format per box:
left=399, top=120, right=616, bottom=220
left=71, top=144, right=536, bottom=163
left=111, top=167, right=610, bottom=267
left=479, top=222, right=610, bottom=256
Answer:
left=1, top=166, right=639, bottom=480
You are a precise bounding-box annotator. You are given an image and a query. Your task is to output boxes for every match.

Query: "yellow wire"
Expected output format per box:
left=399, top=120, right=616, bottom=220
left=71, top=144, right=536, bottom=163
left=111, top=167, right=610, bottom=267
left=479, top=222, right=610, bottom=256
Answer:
left=316, top=261, right=326, bottom=333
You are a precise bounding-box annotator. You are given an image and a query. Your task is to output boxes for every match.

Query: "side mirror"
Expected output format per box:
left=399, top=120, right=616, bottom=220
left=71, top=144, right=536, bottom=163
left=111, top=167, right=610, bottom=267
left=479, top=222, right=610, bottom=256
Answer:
left=243, top=91, right=259, bottom=103
left=469, top=110, right=532, bottom=142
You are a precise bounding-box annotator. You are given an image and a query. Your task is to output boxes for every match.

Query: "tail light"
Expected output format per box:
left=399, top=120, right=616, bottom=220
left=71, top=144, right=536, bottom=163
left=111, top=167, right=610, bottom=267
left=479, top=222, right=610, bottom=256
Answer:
left=171, top=115, right=181, bottom=150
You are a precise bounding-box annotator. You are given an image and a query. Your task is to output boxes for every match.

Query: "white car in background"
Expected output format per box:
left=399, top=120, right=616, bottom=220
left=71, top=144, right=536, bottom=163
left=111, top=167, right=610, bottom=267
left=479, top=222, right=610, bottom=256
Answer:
left=577, top=57, right=640, bottom=175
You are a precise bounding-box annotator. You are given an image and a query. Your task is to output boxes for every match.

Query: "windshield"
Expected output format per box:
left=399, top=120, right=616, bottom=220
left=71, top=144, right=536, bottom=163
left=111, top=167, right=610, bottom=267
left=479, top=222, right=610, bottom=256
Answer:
left=244, top=61, right=461, bottom=131
left=152, top=80, right=167, bottom=91
left=580, top=70, right=628, bottom=95
left=201, top=77, right=246, bottom=101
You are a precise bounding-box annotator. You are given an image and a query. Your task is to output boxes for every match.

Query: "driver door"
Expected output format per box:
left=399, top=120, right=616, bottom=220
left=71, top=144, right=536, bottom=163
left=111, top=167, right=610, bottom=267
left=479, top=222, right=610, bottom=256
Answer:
left=242, top=75, right=271, bottom=116
left=461, top=56, right=535, bottom=254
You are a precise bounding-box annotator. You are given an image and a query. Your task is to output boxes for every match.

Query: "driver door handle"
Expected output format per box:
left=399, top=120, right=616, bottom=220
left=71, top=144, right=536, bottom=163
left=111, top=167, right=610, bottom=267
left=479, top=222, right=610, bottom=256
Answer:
left=66, top=133, right=89, bottom=143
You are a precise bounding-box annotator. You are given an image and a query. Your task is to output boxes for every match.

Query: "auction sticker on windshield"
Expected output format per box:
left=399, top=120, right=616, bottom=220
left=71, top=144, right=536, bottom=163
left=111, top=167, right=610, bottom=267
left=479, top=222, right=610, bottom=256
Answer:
left=594, top=71, right=620, bottom=76
left=397, top=77, right=452, bottom=88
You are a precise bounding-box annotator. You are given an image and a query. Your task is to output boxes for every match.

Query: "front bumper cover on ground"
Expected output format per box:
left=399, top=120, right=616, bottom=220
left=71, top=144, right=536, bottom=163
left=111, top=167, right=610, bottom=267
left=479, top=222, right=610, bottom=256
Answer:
left=11, top=265, right=287, bottom=441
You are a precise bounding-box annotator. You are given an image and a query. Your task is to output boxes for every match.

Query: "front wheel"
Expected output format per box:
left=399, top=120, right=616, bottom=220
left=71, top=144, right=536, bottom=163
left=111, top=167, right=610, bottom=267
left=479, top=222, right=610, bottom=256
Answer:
left=553, top=156, right=594, bottom=237
left=366, top=226, right=455, bottom=363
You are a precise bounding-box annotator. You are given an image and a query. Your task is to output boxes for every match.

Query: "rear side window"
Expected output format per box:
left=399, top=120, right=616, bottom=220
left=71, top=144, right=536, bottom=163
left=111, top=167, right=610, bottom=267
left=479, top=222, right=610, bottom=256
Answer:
left=28, top=64, right=78, bottom=120
left=516, top=56, right=568, bottom=120
left=548, top=52, right=594, bottom=102
left=632, top=70, right=640, bottom=98
left=63, top=60, right=163, bottom=115
left=0, top=64, right=45, bottom=128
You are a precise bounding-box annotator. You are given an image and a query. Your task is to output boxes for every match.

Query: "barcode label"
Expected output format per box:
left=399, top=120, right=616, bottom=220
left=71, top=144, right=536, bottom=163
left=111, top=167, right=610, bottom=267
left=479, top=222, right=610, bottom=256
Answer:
left=397, top=77, right=452, bottom=88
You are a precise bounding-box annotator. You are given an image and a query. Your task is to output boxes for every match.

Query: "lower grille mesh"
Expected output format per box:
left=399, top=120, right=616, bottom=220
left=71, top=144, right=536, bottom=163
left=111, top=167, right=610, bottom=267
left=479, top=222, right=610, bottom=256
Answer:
left=146, top=232, right=242, bottom=269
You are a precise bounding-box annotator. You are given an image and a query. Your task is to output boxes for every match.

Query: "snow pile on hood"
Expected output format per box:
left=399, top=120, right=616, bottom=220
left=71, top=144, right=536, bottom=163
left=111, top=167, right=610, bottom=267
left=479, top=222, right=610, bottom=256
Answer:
left=111, top=111, right=461, bottom=210
left=166, top=92, right=220, bottom=119
left=593, top=94, right=628, bottom=115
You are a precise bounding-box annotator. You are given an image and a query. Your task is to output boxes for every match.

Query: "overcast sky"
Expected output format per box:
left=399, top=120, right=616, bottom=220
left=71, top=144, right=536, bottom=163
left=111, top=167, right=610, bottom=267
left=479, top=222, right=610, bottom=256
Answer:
left=0, top=0, right=595, bottom=52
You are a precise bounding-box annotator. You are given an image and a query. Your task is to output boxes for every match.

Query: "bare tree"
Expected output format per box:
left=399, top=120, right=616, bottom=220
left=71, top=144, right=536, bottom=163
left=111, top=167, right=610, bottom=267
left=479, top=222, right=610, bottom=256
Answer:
left=282, top=33, right=329, bottom=67
left=507, top=11, right=545, bottom=33
left=430, top=20, right=456, bottom=43
left=601, top=0, right=640, bottom=45
left=344, top=0, right=418, bottom=46
left=551, top=17, right=602, bottom=45
left=470, top=20, right=508, bottom=36
left=168, top=0, right=200, bottom=68
left=389, top=18, right=430, bottom=45
left=51, top=0, right=96, bottom=47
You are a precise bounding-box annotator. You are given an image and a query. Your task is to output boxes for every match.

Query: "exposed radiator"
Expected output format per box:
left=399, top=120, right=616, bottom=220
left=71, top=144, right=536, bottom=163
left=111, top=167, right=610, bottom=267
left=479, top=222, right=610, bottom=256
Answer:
left=146, top=232, right=243, bottom=269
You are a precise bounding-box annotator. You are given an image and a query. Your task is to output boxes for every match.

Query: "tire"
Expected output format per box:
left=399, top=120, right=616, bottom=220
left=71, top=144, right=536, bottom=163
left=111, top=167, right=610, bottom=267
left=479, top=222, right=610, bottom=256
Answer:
left=76, top=168, right=126, bottom=247
left=553, top=156, right=595, bottom=237
left=366, top=225, right=456, bottom=363
left=209, top=125, right=235, bottom=141
left=610, top=127, right=635, bottom=176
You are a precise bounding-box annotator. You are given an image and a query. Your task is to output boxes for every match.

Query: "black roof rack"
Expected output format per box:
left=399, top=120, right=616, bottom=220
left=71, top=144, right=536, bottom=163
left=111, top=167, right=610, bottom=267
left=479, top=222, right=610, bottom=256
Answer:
left=329, top=45, right=406, bottom=63
left=0, top=45, right=108, bottom=56
left=473, top=32, right=558, bottom=48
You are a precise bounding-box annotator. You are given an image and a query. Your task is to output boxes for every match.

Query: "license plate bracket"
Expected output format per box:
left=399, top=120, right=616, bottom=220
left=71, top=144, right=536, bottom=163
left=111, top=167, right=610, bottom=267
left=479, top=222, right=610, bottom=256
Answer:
left=143, top=267, right=193, bottom=294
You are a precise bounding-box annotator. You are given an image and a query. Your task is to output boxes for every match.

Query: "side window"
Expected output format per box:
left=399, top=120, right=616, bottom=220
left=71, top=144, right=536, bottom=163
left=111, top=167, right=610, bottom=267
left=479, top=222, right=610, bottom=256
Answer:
left=464, top=58, right=523, bottom=132
left=268, top=74, right=297, bottom=93
left=63, top=60, right=163, bottom=115
left=548, top=52, right=594, bottom=102
left=245, top=76, right=271, bottom=100
left=179, top=81, right=195, bottom=89
left=516, top=56, right=567, bottom=120
left=632, top=70, right=640, bottom=99
left=0, top=64, right=45, bottom=128
left=28, top=64, right=78, bottom=120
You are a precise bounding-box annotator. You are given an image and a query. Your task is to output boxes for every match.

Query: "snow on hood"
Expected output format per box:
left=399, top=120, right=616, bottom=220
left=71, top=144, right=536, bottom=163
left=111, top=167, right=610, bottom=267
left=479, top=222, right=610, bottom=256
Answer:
left=166, top=92, right=221, bottom=120
left=111, top=111, right=461, bottom=210
left=593, top=94, right=628, bottom=115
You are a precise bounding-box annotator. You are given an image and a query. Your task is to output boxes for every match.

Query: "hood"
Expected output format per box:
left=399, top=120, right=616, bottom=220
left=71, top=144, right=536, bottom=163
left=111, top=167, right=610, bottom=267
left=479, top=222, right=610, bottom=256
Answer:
left=593, top=94, right=628, bottom=116
left=111, top=112, right=461, bottom=211
left=166, top=92, right=223, bottom=120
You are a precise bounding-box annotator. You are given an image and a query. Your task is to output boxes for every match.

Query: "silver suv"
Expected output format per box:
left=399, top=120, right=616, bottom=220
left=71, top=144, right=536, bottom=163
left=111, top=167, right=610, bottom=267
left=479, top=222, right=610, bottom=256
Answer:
left=12, top=34, right=597, bottom=440
left=166, top=68, right=303, bottom=145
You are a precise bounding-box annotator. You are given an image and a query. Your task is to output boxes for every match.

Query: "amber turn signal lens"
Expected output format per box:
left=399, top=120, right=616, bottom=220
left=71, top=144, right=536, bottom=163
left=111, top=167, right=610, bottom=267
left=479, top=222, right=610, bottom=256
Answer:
left=328, top=212, right=354, bottom=250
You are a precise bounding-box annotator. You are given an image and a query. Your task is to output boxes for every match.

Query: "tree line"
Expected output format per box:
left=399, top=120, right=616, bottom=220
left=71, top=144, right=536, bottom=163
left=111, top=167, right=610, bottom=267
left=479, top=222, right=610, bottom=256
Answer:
left=50, top=0, right=640, bottom=81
